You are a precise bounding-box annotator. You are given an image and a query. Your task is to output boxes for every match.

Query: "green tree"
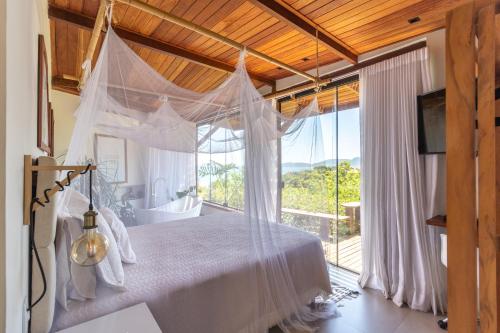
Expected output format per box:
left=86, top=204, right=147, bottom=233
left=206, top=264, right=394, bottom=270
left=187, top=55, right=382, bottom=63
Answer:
left=198, top=160, right=361, bottom=233
left=282, top=161, right=360, bottom=215
left=198, top=161, right=244, bottom=209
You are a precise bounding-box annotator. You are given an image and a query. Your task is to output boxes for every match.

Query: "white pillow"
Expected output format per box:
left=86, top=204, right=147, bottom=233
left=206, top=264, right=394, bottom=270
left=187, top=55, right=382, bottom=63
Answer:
left=100, top=207, right=137, bottom=264
left=55, top=215, right=97, bottom=310
left=94, top=213, right=126, bottom=290
left=56, top=190, right=126, bottom=303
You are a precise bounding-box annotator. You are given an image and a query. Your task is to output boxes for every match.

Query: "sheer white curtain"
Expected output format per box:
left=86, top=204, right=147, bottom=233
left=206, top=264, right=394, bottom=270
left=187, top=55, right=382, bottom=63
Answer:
left=143, top=148, right=195, bottom=208
left=359, top=47, right=447, bottom=313
left=62, top=26, right=335, bottom=333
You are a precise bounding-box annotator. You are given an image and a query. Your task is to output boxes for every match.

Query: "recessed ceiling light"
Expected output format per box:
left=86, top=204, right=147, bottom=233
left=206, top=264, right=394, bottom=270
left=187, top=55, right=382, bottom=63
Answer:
left=408, top=16, right=421, bottom=24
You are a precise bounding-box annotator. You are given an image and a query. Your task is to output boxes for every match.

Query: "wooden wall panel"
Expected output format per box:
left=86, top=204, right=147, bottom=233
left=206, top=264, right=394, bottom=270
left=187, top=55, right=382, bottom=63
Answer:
left=477, top=4, right=498, bottom=333
left=496, top=14, right=500, bottom=84
left=496, top=13, right=500, bottom=329
left=446, top=2, right=478, bottom=332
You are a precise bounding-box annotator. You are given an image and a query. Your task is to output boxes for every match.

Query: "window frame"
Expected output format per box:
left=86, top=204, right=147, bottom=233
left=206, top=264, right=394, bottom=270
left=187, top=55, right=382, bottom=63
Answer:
left=194, top=74, right=360, bottom=213
left=195, top=117, right=245, bottom=211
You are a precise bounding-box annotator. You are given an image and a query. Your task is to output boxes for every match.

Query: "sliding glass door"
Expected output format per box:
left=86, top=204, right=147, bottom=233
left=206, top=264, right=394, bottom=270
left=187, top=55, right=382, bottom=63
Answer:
left=279, top=77, right=361, bottom=273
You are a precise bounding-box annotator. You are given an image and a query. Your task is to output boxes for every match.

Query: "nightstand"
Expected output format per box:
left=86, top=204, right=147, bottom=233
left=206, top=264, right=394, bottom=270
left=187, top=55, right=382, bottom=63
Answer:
left=56, top=303, right=161, bottom=333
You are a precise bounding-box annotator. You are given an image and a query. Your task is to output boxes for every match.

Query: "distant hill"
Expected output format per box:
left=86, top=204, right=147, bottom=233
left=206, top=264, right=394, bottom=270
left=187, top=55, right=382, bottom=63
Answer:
left=350, top=157, right=360, bottom=168
left=282, top=157, right=360, bottom=174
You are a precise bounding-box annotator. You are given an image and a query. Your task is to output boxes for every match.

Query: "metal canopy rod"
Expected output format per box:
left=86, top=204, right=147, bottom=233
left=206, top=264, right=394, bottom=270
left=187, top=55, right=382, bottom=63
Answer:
left=79, top=0, right=108, bottom=88
left=116, top=0, right=317, bottom=82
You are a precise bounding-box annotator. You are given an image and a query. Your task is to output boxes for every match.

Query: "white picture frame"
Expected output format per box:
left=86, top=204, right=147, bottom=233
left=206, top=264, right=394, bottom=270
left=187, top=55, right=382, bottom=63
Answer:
left=95, top=134, right=128, bottom=184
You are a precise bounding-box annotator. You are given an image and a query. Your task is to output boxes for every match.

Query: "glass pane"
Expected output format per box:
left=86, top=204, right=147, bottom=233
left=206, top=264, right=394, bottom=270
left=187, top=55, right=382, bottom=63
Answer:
left=225, top=148, right=244, bottom=209
left=196, top=121, right=245, bottom=209
left=279, top=78, right=361, bottom=273
left=281, top=104, right=337, bottom=265
left=336, top=82, right=361, bottom=273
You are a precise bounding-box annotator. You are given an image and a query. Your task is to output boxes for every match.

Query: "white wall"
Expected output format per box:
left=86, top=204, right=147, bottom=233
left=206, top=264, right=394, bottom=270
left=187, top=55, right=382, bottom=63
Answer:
left=0, top=0, right=6, bottom=330
left=51, top=90, right=80, bottom=160
left=0, top=1, right=52, bottom=332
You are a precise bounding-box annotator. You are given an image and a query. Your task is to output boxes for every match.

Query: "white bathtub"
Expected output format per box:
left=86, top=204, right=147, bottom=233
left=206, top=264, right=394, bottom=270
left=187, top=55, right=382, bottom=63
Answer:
left=134, top=196, right=203, bottom=225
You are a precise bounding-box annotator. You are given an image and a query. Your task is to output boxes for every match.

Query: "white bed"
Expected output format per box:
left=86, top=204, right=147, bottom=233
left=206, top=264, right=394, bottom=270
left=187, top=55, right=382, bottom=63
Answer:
left=51, top=212, right=332, bottom=333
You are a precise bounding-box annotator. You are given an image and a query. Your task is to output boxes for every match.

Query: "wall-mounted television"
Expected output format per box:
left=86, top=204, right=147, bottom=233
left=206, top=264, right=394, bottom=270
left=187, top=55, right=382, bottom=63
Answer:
left=417, top=89, right=446, bottom=154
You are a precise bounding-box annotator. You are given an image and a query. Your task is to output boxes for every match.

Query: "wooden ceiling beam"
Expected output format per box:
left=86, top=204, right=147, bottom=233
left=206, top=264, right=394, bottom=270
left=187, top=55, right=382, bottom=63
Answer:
left=48, top=5, right=275, bottom=87
left=52, top=76, right=80, bottom=95
left=116, top=0, right=316, bottom=82
left=250, top=0, right=358, bottom=64
left=265, top=41, right=427, bottom=100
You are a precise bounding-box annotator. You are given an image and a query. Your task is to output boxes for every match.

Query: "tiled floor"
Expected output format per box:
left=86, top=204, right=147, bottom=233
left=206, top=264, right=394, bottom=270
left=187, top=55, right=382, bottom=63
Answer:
left=270, top=268, right=446, bottom=333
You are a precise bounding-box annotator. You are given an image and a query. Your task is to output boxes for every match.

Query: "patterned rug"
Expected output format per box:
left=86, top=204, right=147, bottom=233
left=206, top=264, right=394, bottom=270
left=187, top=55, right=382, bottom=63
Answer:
left=327, top=265, right=361, bottom=303
left=330, top=282, right=360, bottom=302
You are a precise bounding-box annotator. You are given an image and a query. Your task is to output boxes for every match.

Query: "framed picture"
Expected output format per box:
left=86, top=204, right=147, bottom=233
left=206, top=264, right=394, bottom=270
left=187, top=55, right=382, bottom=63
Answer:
left=95, top=134, right=128, bottom=183
left=37, top=35, right=51, bottom=154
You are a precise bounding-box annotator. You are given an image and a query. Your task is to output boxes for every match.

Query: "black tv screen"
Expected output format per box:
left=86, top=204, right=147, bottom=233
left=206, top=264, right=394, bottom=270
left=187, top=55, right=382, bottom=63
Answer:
left=417, top=89, right=446, bottom=154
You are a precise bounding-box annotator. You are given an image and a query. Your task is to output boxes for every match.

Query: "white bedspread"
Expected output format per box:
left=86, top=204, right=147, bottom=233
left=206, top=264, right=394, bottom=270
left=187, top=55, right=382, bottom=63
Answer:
left=52, top=213, right=331, bottom=333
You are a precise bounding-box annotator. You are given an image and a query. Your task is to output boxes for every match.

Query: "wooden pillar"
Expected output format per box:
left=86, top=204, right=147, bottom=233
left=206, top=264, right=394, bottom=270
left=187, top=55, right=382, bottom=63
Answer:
left=477, top=3, right=498, bottom=332
left=446, top=2, right=478, bottom=332
left=496, top=13, right=500, bottom=326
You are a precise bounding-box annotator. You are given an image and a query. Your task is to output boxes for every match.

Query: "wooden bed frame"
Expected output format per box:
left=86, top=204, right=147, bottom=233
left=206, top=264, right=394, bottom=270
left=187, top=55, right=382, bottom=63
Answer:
left=445, top=1, right=500, bottom=332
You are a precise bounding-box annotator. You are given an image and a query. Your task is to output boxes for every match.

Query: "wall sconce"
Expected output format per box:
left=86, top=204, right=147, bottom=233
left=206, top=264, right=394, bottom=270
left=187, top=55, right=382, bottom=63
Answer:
left=24, top=155, right=108, bottom=321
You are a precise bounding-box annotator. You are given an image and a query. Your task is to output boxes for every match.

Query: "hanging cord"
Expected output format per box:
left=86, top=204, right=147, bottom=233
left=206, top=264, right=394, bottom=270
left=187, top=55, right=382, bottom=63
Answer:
left=27, top=164, right=92, bottom=332
left=315, top=28, right=320, bottom=93
left=89, top=169, right=93, bottom=211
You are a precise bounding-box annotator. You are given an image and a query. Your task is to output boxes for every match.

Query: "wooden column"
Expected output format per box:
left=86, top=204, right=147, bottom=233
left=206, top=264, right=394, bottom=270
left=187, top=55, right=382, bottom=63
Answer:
left=446, top=2, right=478, bottom=332
left=477, top=3, right=498, bottom=332
left=496, top=11, right=500, bottom=326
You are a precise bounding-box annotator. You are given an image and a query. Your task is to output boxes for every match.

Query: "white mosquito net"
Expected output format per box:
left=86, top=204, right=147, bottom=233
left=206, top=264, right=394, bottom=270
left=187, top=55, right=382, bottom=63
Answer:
left=61, top=25, right=336, bottom=333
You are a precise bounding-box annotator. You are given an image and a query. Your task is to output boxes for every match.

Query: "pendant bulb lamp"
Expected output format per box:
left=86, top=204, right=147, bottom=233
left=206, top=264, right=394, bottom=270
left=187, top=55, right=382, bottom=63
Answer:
left=70, top=170, right=109, bottom=266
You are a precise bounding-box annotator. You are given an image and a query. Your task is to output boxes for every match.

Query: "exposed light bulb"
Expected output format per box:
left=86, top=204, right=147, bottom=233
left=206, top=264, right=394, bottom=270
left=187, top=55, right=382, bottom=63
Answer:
left=70, top=209, right=109, bottom=266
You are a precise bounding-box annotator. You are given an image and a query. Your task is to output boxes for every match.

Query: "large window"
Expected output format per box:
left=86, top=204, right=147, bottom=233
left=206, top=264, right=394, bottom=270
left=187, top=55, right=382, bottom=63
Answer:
left=196, top=123, right=245, bottom=210
left=279, top=77, right=361, bottom=273
left=195, top=77, right=361, bottom=273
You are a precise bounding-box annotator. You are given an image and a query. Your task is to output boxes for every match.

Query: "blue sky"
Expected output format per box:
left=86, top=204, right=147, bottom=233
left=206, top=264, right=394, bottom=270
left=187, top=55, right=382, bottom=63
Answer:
left=281, top=108, right=361, bottom=164
left=198, top=107, right=361, bottom=172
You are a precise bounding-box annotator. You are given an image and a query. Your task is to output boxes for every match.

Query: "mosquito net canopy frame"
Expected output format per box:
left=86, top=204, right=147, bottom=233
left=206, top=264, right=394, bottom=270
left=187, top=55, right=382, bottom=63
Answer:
left=61, top=25, right=336, bottom=333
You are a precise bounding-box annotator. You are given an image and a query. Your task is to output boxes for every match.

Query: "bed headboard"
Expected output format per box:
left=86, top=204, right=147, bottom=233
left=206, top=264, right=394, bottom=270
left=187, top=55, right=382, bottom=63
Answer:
left=32, top=156, right=60, bottom=333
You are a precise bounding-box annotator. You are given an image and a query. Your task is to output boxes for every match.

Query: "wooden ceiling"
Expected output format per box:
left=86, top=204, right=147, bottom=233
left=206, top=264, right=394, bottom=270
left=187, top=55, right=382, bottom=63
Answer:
left=49, top=0, right=468, bottom=96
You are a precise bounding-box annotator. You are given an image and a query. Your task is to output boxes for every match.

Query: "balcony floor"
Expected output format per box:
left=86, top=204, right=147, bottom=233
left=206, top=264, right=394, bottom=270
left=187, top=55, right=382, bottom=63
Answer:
left=323, top=235, right=362, bottom=273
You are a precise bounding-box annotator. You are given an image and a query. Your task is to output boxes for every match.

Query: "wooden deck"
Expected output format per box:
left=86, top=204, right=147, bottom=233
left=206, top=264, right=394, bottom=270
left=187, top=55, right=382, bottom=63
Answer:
left=322, top=235, right=362, bottom=273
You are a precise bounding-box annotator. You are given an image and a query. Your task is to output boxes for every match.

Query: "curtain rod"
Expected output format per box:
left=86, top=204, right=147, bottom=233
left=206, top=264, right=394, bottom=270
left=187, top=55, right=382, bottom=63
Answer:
left=265, top=40, right=428, bottom=100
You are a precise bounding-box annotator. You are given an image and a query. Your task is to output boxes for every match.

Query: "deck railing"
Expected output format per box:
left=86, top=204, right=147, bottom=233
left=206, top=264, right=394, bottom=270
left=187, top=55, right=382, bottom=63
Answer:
left=281, top=206, right=361, bottom=273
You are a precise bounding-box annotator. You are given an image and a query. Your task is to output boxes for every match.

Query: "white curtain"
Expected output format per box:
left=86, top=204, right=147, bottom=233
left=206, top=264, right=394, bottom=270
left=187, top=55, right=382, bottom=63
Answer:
left=359, top=47, right=447, bottom=314
left=143, top=149, right=195, bottom=208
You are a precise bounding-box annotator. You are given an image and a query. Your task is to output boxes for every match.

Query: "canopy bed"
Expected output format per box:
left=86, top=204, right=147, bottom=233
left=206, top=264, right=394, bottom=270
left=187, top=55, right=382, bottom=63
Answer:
left=28, top=10, right=336, bottom=333
left=29, top=162, right=332, bottom=332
